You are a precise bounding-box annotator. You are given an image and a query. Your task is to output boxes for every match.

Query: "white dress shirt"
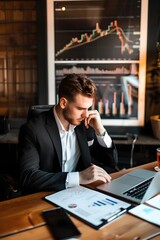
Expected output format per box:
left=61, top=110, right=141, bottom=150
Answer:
left=53, top=107, right=112, bottom=188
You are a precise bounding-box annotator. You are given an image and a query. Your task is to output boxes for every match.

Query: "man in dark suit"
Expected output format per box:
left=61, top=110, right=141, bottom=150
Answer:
left=18, top=74, right=118, bottom=194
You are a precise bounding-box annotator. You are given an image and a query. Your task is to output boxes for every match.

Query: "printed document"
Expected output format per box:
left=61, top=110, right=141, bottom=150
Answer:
left=129, top=204, right=160, bottom=226
left=45, top=185, right=131, bottom=229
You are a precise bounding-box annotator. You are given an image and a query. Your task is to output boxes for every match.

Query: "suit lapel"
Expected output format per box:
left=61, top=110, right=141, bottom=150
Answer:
left=45, top=108, right=62, bottom=167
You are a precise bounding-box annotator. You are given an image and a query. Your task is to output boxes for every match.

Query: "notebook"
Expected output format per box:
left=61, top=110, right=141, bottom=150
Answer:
left=97, top=169, right=160, bottom=204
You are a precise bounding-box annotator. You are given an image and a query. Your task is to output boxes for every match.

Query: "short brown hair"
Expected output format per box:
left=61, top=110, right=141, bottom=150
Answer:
left=58, top=74, right=97, bottom=102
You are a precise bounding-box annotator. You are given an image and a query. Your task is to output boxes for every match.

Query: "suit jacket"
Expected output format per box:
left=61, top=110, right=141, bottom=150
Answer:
left=18, top=107, right=117, bottom=194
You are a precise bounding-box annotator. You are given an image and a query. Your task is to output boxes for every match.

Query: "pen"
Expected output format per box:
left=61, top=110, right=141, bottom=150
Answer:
left=143, top=231, right=160, bottom=240
left=107, top=208, right=127, bottom=223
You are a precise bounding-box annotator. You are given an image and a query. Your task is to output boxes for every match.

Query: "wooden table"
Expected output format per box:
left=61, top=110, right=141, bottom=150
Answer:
left=0, top=161, right=159, bottom=240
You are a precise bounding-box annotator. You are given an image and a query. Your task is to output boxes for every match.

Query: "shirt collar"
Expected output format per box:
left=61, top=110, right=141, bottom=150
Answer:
left=53, top=106, right=76, bottom=133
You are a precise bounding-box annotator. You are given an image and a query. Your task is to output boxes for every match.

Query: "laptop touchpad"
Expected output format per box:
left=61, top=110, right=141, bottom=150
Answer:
left=119, top=175, right=144, bottom=186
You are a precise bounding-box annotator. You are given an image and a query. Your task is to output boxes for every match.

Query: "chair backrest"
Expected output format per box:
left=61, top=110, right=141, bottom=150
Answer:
left=27, top=105, right=53, bottom=121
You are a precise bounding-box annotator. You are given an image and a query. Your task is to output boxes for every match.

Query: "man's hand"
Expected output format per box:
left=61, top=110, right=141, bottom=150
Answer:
left=84, top=110, right=106, bottom=135
left=79, top=164, right=112, bottom=185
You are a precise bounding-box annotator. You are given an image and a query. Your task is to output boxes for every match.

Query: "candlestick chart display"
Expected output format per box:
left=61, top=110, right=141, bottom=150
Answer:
left=47, top=0, right=148, bottom=126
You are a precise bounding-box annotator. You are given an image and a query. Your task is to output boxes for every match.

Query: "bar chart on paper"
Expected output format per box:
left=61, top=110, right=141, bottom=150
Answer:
left=92, top=197, right=118, bottom=207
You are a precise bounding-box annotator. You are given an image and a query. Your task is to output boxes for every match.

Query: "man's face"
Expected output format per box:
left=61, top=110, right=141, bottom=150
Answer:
left=62, top=94, right=93, bottom=126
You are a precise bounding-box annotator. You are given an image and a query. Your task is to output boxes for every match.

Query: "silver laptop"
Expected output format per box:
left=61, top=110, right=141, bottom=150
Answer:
left=97, top=169, right=160, bottom=204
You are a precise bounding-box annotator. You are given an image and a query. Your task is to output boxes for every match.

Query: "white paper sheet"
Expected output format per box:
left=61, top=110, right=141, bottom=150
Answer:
left=129, top=204, right=160, bottom=226
left=45, top=186, right=131, bottom=229
left=146, top=194, right=160, bottom=209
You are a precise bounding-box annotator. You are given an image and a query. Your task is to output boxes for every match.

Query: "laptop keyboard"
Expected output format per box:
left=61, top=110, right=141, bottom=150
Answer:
left=123, top=177, right=153, bottom=200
